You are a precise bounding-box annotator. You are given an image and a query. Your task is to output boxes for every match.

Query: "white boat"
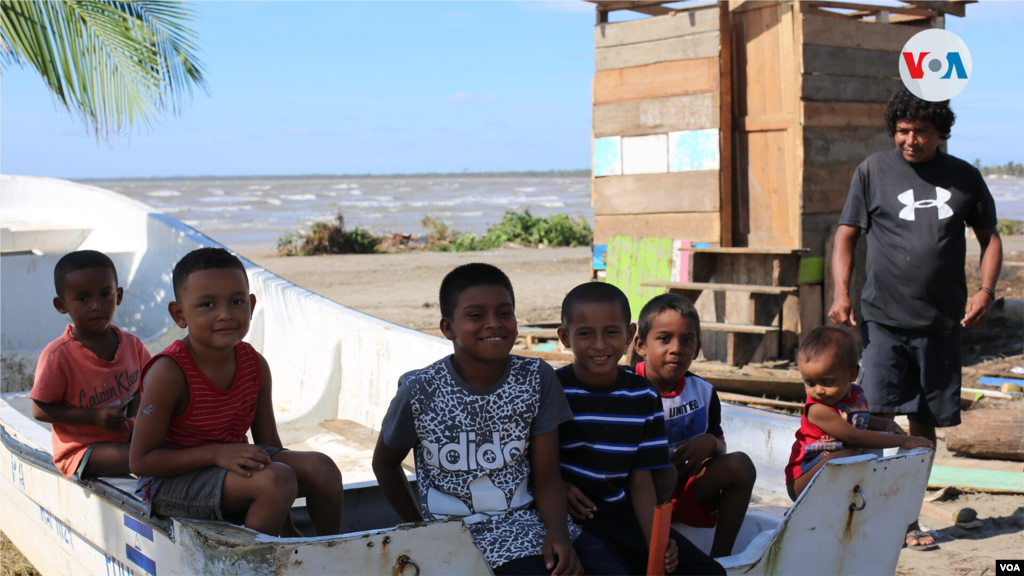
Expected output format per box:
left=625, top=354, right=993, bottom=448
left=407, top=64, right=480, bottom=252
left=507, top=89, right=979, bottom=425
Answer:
left=1, top=175, right=933, bottom=575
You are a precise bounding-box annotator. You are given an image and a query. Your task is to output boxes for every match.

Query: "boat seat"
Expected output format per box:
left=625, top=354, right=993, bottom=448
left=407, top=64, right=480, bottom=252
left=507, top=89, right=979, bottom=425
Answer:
left=0, top=224, right=91, bottom=255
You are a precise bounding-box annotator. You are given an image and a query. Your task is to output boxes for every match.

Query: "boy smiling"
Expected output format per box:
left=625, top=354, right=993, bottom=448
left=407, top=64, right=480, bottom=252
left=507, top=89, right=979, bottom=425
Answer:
left=130, top=247, right=343, bottom=537
left=374, top=263, right=616, bottom=576
left=555, top=283, right=723, bottom=575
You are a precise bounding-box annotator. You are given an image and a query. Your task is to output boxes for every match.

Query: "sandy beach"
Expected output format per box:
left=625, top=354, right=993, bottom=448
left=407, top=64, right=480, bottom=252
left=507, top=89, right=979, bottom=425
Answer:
left=236, top=245, right=594, bottom=329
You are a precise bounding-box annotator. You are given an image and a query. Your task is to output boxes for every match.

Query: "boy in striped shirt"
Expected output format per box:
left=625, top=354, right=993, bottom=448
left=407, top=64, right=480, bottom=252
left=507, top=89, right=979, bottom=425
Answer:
left=556, top=283, right=724, bottom=576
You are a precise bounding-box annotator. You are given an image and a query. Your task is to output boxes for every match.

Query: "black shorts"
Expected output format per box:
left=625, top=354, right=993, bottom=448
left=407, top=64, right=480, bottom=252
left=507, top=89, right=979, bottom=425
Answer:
left=858, top=321, right=962, bottom=428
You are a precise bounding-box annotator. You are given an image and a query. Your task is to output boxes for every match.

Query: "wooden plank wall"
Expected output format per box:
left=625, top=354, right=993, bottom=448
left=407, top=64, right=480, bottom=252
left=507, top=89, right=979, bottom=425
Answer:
left=592, top=4, right=724, bottom=246
left=730, top=2, right=802, bottom=249
left=798, top=9, right=941, bottom=254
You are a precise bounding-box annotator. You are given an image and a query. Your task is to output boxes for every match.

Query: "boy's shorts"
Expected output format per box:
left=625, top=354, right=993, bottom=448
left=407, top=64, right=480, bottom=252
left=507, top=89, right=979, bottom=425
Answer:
left=858, top=321, right=962, bottom=428
left=150, top=445, right=285, bottom=521
left=72, top=443, right=100, bottom=482
left=671, top=475, right=719, bottom=528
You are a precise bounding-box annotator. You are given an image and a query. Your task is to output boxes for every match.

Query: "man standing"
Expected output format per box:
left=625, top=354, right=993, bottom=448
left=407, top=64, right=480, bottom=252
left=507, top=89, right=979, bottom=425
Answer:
left=829, top=89, right=1002, bottom=551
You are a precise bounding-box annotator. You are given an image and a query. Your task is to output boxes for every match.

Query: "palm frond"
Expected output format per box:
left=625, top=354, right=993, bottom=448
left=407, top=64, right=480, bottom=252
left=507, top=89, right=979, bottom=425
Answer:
left=0, top=0, right=207, bottom=138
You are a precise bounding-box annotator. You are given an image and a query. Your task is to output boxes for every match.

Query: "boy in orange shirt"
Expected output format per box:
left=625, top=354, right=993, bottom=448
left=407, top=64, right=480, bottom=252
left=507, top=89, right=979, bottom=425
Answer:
left=30, top=250, right=151, bottom=480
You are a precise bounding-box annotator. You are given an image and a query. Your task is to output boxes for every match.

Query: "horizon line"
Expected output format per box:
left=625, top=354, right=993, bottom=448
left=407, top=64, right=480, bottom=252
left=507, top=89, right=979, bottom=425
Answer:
left=72, top=169, right=593, bottom=182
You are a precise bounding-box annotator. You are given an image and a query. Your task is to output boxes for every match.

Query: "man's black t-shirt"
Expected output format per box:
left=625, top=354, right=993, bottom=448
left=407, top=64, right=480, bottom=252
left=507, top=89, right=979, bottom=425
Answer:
left=839, top=148, right=997, bottom=335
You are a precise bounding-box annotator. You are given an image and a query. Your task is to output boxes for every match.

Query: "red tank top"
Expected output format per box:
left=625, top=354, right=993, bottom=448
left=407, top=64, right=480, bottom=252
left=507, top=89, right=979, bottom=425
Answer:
left=785, top=384, right=871, bottom=484
left=141, top=340, right=262, bottom=449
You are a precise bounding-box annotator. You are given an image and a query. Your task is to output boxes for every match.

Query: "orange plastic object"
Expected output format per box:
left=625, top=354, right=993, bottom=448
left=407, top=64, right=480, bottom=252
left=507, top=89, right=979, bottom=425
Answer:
left=646, top=500, right=675, bottom=576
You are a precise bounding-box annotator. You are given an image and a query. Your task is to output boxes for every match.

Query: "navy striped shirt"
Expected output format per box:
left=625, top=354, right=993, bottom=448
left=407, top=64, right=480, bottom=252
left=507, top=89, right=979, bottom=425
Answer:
left=556, top=366, right=670, bottom=509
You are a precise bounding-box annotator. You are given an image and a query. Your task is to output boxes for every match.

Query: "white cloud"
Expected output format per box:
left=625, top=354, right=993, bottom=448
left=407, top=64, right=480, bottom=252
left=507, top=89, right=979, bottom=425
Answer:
left=517, top=0, right=594, bottom=14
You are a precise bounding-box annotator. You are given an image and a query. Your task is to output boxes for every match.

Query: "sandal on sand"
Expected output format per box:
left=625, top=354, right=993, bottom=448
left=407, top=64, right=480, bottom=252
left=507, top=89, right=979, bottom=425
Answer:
left=904, top=530, right=938, bottom=551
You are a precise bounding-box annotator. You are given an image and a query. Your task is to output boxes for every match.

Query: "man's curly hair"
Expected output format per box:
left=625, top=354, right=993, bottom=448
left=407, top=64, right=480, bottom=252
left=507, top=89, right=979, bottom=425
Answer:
left=885, top=88, right=956, bottom=140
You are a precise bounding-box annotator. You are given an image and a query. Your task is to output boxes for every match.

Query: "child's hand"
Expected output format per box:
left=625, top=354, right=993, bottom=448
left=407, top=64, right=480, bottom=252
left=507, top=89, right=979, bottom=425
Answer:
left=902, top=436, right=934, bottom=450
left=565, top=482, right=597, bottom=522
left=665, top=538, right=679, bottom=573
left=214, top=444, right=271, bottom=477
left=542, top=531, right=582, bottom=576
left=92, top=407, right=127, bottom=430
left=671, top=434, right=718, bottom=478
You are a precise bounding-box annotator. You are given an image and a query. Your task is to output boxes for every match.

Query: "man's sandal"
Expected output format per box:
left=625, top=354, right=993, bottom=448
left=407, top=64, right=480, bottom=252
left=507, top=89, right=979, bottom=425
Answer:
left=904, top=530, right=938, bottom=551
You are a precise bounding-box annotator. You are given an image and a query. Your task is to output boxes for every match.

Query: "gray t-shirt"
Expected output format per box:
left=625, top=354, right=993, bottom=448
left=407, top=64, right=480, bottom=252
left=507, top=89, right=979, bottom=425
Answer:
left=380, top=354, right=579, bottom=568
left=839, top=148, right=997, bottom=335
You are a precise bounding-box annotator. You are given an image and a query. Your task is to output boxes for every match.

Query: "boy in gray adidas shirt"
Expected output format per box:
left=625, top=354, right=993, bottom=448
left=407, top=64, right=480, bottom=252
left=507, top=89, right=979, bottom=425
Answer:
left=373, top=263, right=619, bottom=575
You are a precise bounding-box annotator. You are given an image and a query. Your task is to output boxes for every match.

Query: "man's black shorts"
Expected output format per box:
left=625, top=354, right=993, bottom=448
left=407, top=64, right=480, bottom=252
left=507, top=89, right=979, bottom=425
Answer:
left=858, top=321, right=962, bottom=428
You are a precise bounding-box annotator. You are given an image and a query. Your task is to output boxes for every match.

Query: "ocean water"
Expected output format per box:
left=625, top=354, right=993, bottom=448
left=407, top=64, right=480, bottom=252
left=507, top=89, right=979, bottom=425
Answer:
left=83, top=174, right=1023, bottom=248
left=85, top=176, right=593, bottom=247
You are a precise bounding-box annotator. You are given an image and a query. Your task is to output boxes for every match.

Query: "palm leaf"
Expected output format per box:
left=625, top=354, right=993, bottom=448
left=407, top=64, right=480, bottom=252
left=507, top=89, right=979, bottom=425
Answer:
left=0, top=0, right=207, bottom=138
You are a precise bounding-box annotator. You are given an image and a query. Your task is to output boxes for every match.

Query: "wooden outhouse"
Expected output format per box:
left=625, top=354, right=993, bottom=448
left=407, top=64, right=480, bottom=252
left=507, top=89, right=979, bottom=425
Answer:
left=590, top=0, right=971, bottom=365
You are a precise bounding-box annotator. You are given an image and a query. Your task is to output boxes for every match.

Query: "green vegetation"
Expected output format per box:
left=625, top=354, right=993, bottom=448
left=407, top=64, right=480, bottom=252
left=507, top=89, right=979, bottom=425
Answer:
left=1, top=1, right=206, bottom=138
left=997, top=219, right=1024, bottom=236
left=973, top=160, right=1022, bottom=177
left=278, top=210, right=593, bottom=255
left=277, top=214, right=380, bottom=256
left=424, top=210, right=593, bottom=252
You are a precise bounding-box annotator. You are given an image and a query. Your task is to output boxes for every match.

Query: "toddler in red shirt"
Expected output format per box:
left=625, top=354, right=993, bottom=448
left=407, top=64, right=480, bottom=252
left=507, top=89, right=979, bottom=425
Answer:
left=786, top=326, right=933, bottom=502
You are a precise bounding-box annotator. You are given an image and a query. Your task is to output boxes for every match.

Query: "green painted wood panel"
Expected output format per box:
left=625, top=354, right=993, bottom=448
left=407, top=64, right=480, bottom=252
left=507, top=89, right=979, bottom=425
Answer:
left=606, top=235, right=675, bottom=319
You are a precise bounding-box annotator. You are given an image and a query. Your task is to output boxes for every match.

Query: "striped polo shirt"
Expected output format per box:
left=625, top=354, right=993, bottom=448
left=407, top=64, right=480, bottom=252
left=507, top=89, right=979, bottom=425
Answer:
left=556, top=366, right=670, bottom=508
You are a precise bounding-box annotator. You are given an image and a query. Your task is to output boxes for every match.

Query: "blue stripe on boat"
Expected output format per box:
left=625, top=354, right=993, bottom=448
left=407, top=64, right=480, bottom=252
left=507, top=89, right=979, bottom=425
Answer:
left=123, top=514, right=154, bottom=541
left=126, top=545, right=157, bottom=575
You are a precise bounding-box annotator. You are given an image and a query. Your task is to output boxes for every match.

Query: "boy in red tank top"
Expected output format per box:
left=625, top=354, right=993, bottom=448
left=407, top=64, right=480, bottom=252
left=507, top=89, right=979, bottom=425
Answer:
left=130, top=247, right=343, bottom=537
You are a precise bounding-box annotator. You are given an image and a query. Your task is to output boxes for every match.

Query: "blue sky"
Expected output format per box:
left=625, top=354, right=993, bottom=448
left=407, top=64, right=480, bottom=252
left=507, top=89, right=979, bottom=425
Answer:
left=1, top=1, right=1022, bottom=179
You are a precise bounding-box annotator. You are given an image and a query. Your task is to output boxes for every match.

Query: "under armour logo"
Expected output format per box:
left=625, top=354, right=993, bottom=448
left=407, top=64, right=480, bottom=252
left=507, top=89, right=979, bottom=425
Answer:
left=898, top=187, right=953, bottom=221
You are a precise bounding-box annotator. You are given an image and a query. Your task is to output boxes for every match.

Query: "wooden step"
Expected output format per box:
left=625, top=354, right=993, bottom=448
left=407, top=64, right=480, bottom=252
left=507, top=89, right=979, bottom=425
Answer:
left=643, top=281, right=798, bottom=295
left=678, top=247, right=807, bottom=255
left=702, top=322, right=780, bottom=334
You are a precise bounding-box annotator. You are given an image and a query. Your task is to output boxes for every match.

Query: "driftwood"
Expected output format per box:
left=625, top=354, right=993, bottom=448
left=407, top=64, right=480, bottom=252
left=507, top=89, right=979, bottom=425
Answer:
left=945, top=406, right=1024, bottom=462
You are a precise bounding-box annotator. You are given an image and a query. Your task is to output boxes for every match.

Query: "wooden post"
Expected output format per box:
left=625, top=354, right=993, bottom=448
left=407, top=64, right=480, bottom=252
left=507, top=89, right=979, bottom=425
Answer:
left=719, top=1, right=734, bottom=247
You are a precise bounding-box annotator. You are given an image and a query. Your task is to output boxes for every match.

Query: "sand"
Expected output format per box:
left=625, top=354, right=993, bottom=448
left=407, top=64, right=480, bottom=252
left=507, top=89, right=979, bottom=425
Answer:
left=236, top=245, right=594, bottom=329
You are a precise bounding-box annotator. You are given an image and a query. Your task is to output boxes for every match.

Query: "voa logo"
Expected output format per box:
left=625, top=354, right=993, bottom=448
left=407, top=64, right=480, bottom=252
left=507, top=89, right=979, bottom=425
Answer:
left=899, top=28, right=972, bottom=101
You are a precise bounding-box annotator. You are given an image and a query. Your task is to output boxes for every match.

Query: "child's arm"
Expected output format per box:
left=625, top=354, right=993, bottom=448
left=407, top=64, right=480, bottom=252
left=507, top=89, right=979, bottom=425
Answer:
left=371, top=436, right=422, bottom=523
left=129, top=357, right=271, bottom=478
left=651, top=464, right=678, bottom=504
left=629, top=469, right=678, bottom=572
left=31, top=401, right=126, bottom=430
left=866, top=414, right=906, bottom=434
left=807, top=404, right=932, bottom=450
left=531, top=429, right=581, bottom=576
left=249, top=354, right=284, bottom=449
left=629, top=469, right=658, bottom=546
